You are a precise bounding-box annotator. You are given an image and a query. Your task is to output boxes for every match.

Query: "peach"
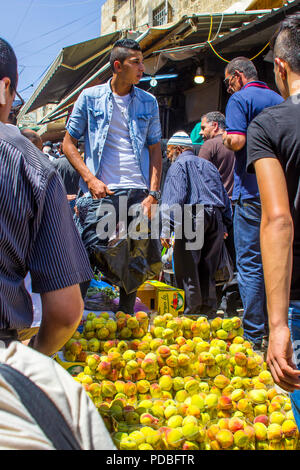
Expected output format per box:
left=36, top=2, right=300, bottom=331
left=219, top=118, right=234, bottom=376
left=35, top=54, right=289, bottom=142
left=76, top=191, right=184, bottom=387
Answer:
left=231, top=317, right=242, bottom=329
left=254, top=415, right=269, bottom=426
left=140, top=413, right=159, bottom=426
left=182, top=441, right=199, bottom=450
left=101, top=380, right=116, bottom=398
left=164, top=428, right=183, bottom=448
left=218, top=396, right=233, bottom=411
left=249, top=388, right=268, bottom=404
left=136, top=379, right=150, bottom=394
left=230, top=389, right=245, bottom=402
left=210, top=317, right=223, bottom=331
left=282, top=419, right=298, bottom=437
left=124, top=381, right=137, bottom=396
left=269, top=411, right=286, bottom=426
left=184, top=379, right=199, bottom=395
left=254, top=422, right=268, bottom=441
left=167, top=415, right=183, bottom=428
left=177, top=353, right=190, bottom=367
left=234, top=352, right=247, bottom=366
left=207, top=424, right=220, bottom=441
left=159, top=375, right=173, bottom=391
left=222, top=319, right=233, bottom=332
left=204, top=393, right=219, bottom=409
left=215, top=429, right=234, bottom=449
left=175, top=390, right=189, bottom=403
left=216, top=329, right=229, bottom=340
left=234, top=430, right=249, bottom=448
left=182, top=422, right=199, bottom=440
left=267, top=423, right=283, bottom=441
left=186, top=404, right=202, bottom=419
left=213, top=374, right=230, bottom=389
left=228, top=417, right=244, bottom=433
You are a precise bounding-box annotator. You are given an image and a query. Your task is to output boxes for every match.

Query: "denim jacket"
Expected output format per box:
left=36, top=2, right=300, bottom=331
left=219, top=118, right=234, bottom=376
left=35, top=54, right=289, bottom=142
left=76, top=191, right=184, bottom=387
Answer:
left=66, top=80, right=162, bottom=192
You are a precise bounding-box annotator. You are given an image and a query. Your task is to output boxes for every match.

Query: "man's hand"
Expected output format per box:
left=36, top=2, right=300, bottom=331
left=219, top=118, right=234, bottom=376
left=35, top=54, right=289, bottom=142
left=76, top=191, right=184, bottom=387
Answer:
left=87, top=175, right=115, bottom=199
left=67, top=194, right=77, bottom=201
left=160, top=237, right=171, bottom=249
left=267, top=325, right=300, bottom=392
left=141, top=194, right=158, bottom=219
left=224, top=232, right=228, bottom=239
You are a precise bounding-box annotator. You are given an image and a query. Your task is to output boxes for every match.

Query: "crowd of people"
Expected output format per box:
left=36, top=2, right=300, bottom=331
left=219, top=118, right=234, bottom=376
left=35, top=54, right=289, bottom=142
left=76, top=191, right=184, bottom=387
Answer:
left=0, top=11, right=299, bottom=448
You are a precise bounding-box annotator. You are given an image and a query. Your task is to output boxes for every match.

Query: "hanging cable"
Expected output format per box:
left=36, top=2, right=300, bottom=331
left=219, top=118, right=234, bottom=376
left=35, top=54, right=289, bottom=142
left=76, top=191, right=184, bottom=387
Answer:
left=207, top=39, right=271, bottom=63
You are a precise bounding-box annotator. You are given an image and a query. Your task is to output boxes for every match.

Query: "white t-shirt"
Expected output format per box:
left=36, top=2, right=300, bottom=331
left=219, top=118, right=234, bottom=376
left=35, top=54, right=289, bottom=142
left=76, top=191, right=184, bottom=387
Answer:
left=97, top=93, right=147, bottom=190
left=0, top=342, right=116, bottom=450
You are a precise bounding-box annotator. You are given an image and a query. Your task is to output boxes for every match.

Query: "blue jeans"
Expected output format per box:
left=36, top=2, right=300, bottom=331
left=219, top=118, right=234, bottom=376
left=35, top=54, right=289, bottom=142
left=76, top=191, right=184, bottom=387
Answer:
left=288, top=303, right=300, bottom=429
left=234, top=199, right=268, bottom=345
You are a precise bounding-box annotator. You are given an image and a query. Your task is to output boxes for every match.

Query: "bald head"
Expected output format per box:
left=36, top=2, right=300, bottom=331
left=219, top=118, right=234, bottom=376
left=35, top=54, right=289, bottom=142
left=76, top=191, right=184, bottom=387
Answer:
left=21, top=128, right=43, bottom=151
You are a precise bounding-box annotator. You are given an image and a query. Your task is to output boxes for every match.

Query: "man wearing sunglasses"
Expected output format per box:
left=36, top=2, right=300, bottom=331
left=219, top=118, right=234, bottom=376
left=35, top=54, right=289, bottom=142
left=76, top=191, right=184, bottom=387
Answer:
left=222, top=57, right=283, bottom=352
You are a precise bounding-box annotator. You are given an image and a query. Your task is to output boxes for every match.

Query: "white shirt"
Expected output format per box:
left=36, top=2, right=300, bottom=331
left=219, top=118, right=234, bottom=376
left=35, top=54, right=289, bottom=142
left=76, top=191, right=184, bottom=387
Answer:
left=97, top=93, right=147, bottom=190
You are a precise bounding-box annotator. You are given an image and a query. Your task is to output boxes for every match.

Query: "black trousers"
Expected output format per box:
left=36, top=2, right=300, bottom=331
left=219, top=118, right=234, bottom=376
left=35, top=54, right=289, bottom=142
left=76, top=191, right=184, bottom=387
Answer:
left=173, top=207, right=224, bottom=316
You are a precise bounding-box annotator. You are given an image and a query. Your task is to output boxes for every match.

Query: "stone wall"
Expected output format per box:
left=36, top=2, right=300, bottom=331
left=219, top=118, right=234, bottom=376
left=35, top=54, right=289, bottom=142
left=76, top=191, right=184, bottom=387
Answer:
left=100, top=0, right=285, bottom=35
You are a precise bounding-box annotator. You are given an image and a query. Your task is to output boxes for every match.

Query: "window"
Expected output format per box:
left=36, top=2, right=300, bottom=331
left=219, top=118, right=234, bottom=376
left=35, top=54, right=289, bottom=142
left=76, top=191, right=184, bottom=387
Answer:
left=153, top=2, right=172, bottom=26
left=114, top=0, right=127, bottom=13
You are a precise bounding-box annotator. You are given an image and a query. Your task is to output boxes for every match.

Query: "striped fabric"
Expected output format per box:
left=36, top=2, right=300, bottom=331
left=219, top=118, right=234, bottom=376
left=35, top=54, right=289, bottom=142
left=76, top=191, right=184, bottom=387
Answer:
left=0, top=123, right=93, bottom=330
left=167, top=131, right=193, bottom=147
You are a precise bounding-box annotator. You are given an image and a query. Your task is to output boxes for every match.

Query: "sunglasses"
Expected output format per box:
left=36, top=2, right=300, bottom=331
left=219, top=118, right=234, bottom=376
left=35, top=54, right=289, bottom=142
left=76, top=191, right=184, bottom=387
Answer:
left=223, top=72, right=236, bottom=88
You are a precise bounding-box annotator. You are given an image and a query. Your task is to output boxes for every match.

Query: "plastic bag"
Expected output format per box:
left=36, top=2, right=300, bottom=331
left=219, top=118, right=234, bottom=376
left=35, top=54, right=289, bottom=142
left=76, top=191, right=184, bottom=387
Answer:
left=76, top=193, right=162, bottom=295
left=214, top=242, right=234, bottom=285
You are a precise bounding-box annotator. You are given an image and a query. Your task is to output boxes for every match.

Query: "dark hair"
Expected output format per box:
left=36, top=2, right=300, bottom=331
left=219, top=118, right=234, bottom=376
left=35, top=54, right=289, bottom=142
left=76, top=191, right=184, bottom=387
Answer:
left=0, top=37, right=17, bottom=93
left=21, top=128, right=42, bottom=146
left=109, top=38, right=141, bottom=72
left=225, top=56, right=258, bottom=80
left=270, top=13, right=300, bottom=74
left=202, top=111, right=226, bottom=130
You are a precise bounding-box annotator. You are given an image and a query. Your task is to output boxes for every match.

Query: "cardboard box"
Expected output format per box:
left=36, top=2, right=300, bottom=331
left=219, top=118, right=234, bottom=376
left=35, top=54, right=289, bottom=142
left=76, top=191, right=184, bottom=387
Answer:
left=137, top=280, right=185, bottom=315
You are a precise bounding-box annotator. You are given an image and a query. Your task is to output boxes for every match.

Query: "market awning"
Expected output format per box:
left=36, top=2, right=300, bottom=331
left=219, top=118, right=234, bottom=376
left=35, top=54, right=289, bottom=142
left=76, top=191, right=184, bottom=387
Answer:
left=18, top=9, right=275, bottom=125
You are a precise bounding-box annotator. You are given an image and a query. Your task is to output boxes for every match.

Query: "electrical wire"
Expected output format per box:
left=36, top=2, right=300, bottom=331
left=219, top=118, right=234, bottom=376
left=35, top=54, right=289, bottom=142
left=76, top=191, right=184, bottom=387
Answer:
left=206, top=13, right=270, bottom=63
left=19, top=16, right=99, bottom=61
left=12, top=0, right=35, bottom=42
left=16, top=7, right=100, bottom=48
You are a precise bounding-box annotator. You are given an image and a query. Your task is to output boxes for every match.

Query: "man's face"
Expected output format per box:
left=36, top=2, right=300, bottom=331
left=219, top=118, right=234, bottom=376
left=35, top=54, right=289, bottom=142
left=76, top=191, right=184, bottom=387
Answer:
left=167, top=145, right=179, bottom=162
left=116, top=49, right=145, bottom=85
left=200, top=117, right=216, bottom=141
left=224, top=69, right=242, bottom=95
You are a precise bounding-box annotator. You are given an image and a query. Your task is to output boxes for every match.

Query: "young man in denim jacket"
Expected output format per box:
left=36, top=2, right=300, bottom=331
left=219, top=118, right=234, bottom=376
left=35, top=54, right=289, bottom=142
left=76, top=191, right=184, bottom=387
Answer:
left=63, top=39, right=162, bottom=314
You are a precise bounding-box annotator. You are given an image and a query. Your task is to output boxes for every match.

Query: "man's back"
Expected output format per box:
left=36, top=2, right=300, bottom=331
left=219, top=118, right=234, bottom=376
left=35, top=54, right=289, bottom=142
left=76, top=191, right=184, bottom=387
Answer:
left=52, top=155, right=80, bottom=195
left=226, top=81, right=283, bottom=200
left=247, top=96, right=300, bottom=300
left=199, top=134, right=235, bottom=197
left=0, top=123, right=92, bottom=330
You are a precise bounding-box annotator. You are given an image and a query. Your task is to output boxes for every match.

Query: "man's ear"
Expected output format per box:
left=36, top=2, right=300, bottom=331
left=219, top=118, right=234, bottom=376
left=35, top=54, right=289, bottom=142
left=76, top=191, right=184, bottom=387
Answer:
left=274, top=57, right=287, bottom=80
left=113, top=59, right=122, bottom=73
left=0, top=77, right=11, bottom=106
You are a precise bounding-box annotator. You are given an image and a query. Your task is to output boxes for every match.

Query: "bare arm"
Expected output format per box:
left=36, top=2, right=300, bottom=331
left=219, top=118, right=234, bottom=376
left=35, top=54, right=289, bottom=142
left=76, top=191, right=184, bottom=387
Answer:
left=223, top=132, right=246, bottom=152
left=254, top=157, right=300, bottom=391
left=141, top=141, right=162, bottom=219
left=31, top=285, right=84, bottom=356
left=63, top=131, right=114, bottom=199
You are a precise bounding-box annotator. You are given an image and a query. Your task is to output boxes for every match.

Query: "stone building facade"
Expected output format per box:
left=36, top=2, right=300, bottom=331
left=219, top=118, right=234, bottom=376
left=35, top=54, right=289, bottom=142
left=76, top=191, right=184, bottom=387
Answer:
left=101, top=0, right=284, bottom=35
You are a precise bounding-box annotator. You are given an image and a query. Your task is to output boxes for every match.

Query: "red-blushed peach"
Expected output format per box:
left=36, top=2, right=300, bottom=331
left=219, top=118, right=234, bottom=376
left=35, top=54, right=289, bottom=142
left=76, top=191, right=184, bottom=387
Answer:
left=237, top=398, right=252, bottom=414
left=254, top=415, right=269, bottom=426
left=234, top=352, right=247, bottom=366
left=182, top=441, right=199, bottom=450
left=140, top=413, right=159, bottom=426
left=217, top=395, right=233, bottom=411
left=228, top=417, right=244, bottom=433
left=215, top=429, right=234, bottom=449
left=218, top=418, right=230, bottom=430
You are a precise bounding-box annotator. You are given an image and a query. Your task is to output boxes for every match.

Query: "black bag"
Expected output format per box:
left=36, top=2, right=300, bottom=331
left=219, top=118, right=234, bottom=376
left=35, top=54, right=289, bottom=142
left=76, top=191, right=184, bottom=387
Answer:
left=215, top=241, right=234, bottom=285
left=77, top=191, right=162, bottom=295
left=0, top=364, right=82, bottom=450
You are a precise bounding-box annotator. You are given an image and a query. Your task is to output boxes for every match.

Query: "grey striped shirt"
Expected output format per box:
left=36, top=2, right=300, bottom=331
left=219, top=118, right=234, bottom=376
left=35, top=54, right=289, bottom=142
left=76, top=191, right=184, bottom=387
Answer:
left=0, top=123, right=93, bottom=329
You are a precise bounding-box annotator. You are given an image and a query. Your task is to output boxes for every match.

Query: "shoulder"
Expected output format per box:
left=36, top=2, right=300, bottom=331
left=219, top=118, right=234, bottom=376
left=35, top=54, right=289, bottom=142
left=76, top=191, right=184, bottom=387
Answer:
left=249, top=102, right=283, bottom=133
left=0, top=123, right=57, bottom=189
left=134, top=86, right=158, bottom=104
left=80, top=83, right=108, bottom=100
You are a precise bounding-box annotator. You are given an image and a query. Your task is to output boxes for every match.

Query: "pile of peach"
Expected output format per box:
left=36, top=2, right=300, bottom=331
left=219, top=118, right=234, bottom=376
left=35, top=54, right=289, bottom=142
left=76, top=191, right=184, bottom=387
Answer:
left=66, top=313, right=299, bottom=450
